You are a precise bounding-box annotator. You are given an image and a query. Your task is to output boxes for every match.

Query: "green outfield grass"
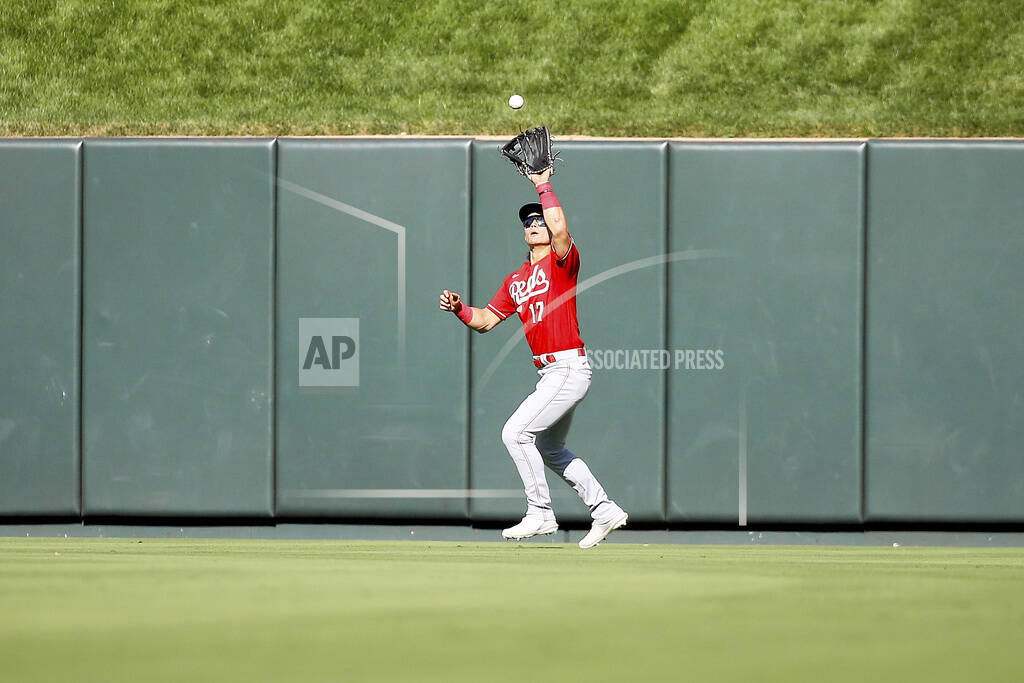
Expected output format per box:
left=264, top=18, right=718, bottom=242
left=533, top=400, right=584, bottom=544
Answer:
left=1, top=539, right=1022, bottom=682
left=1, top=0, right=1022, bottom=137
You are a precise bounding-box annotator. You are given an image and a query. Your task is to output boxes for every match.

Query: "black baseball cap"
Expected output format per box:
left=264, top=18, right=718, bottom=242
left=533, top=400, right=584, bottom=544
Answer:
left=518, top=202, right=544, bottom=224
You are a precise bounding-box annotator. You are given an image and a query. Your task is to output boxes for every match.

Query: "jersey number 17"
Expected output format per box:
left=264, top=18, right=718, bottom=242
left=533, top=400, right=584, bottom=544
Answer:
left=529, top=301, right=544, bottom=323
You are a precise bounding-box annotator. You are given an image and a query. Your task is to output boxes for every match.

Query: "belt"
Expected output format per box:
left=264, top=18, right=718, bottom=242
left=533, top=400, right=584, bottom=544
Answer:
left=533, top=348, right=586, bottom=368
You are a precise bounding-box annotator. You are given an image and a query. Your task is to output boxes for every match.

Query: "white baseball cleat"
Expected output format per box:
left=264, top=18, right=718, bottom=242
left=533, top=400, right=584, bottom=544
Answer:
left=578, top=509, right=628, bottom=549
left=502, top=516, right=559, bottom=540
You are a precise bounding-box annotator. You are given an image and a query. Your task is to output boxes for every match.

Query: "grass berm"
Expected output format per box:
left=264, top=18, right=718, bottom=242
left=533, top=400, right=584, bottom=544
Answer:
left=1, top=0, right=1022, bottom=137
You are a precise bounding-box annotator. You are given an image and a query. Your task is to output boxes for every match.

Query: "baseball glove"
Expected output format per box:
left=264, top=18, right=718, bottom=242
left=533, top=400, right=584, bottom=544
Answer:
left=501, top=126, right=559, bottom=177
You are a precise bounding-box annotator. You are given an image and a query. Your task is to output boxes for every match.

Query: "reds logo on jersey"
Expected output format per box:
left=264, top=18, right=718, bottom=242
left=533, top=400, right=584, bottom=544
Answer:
left=509, top=264, right=549, bottom=306
left=485, top=239, right=583, bottom=356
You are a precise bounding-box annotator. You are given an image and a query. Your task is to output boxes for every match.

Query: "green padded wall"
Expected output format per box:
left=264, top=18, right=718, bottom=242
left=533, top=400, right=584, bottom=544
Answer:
left=865, top=141, right=1024, bottom=522
left=469, top=141, right=667, bottom=523
left=667, top=142, right=864, bottom=523
left=0, top=141, right=81, bottom=515
left=275, top=139, right=471, bottom=518
left=82, top=140, right=275, bottom=516
left=6, top=137, right=1024, bottom=526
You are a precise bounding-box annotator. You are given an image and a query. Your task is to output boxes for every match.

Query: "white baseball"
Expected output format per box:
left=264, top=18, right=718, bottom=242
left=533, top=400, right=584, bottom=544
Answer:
left=508, top=94, right=524, bottom=109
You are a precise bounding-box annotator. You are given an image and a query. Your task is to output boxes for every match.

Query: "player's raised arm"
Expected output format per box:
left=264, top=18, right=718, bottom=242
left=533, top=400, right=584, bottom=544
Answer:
left=527, top=168, right=570, bottom=258
left=439, top=289, right=501, bottom=333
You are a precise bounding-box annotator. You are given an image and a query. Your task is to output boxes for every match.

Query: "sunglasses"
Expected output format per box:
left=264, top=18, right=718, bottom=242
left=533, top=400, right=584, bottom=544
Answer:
left=523, top=216, right=547, bottom=229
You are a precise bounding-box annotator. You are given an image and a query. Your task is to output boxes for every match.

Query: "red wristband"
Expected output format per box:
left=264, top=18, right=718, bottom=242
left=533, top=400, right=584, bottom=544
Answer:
left=536, top=182, right=560, bottom=211
left=455, top=304, right=474, bottom=325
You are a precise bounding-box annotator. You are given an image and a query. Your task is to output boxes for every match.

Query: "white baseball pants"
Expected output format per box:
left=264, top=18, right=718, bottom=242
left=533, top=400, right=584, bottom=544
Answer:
left=500, top=353, right=619, bottom=523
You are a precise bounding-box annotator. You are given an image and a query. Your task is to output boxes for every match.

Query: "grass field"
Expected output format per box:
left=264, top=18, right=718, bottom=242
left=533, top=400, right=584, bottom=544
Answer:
left=1, top=539, right=1022, bottom=681
left=2, top=0, right=1022, bottom=137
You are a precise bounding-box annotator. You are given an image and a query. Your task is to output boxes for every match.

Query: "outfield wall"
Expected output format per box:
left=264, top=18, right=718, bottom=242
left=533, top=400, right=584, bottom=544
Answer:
left=1, top=138, right=1022, bottom=525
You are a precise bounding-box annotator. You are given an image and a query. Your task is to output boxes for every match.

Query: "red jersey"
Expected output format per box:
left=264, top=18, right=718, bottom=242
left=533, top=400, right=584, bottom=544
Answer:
left=487, top=237, right=584, bottom=356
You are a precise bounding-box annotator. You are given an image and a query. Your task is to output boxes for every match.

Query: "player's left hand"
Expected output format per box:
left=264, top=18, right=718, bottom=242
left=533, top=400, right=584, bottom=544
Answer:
left=528, top=168, right=552, bottom=186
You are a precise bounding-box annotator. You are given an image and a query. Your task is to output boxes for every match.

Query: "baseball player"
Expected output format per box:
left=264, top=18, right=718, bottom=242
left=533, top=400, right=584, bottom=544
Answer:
left=439, top=169, right=628, bottom=548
